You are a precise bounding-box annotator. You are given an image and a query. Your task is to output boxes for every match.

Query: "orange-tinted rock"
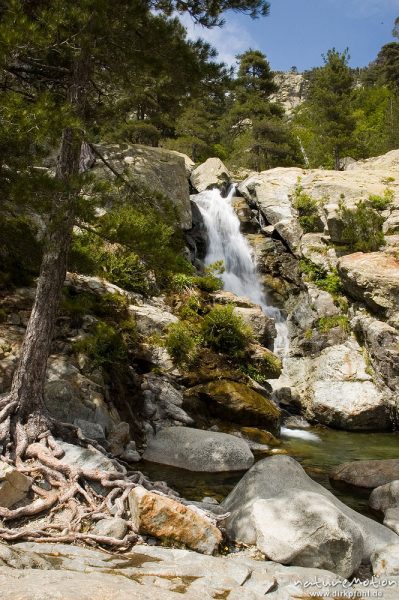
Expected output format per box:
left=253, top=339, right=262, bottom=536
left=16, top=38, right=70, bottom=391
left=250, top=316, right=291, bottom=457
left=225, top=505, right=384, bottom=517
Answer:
left=129, top=486, right=222, bottom=554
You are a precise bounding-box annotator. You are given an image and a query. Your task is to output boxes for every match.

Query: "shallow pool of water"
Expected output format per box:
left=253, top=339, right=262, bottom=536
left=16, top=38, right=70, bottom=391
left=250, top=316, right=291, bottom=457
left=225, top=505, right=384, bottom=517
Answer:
left=139, top=428, right=399, bottom=517
left=281, top=427, right=399, bottom=516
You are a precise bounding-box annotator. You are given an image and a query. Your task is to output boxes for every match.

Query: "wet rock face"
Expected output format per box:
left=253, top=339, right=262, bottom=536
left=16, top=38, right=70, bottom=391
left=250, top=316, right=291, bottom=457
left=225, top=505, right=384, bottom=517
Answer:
left=143, top=426, right=254, bottom=472
left=0, top=539, right=369, bottom=600
left=129, top=485, right=222, bottom=554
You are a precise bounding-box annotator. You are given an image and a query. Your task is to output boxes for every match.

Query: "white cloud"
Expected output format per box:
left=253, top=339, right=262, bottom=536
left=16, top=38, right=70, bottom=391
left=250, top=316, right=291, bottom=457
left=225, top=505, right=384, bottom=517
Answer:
left=180, top=14, right=257, bottom=68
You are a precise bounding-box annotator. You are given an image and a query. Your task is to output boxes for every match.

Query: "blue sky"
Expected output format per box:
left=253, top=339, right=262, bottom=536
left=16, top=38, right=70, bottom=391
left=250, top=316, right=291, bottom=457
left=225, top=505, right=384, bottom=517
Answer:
left=181, top=0, right=398, bottom=72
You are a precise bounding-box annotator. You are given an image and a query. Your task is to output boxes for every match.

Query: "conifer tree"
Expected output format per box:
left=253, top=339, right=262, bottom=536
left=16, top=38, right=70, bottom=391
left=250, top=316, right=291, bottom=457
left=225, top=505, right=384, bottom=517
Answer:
left=0, top=0, right=271, bottom=541
left=224, top=49, right=299, bottom=171
left=298, top=49, right=355, bottom=170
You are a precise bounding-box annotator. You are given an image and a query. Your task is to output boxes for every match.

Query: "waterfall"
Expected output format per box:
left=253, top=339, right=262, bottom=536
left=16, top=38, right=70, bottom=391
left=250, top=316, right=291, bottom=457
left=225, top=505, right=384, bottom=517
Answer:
left=193, top=186, right=289, bottom=356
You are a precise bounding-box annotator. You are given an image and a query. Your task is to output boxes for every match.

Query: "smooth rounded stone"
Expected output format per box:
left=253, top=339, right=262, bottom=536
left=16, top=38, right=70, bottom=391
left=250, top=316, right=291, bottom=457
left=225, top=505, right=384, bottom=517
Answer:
left=128, top=303, right=178, bottom=336
left=251, top=491, right=363, bottom=578
left=93, top=144, right=192, bottom=230
left=221, top=455, right=398, bottom=562
left=143, top=427, right=254, bottom=472
left=330, top=460, right=399, bottom=490
left=372, top=544, right=399, bottom=576
left=384, top=508, right=399, bottom=535
left=120, top=441, right=141, bottom=463
left=309, top=341, right=391, bottom=431
left=369, top=481, right=399, bottom=512
left=92, top=517, right=128, bottom=540
left=57, top=440, right=124, bottom=475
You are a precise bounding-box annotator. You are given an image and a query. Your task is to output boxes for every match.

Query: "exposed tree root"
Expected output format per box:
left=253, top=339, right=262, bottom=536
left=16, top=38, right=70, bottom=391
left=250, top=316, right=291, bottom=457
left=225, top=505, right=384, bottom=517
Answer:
left=0, top=397, right=178, bottom=552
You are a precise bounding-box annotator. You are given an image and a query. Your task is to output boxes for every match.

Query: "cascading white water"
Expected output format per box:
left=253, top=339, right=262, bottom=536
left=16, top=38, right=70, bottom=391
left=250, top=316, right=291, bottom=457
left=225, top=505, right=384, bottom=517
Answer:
left=193, top=186, right=289, bottom=356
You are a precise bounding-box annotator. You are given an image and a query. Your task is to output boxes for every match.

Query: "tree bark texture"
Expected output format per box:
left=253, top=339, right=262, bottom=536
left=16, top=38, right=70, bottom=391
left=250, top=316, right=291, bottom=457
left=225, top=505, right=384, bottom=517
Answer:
left=6, top=53, right=90, bottom=434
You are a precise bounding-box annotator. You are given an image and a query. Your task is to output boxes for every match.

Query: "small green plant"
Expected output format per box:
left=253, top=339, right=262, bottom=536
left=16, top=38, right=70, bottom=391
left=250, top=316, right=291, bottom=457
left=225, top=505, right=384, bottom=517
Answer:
left=299, top=259, right=343, bottom=296
left=165, top=321, right=197, bottom=366
left=338, top=199, right=385, bottom=252
left=292, top=179, right=322, bottom=233
left=367, top=188, right=394, bottom=211
left=316, top=315, right=350, bottom=334
left=202, top=304, right=252, bottom=357
left=241, top=363, right=270, bottom=385
left=95, top=292, right=130, bottom=321
left=381, top=176, right=395, bottom=185
left=74, top=321, right=129, bottom=369
left=170, top=261, right=223, bottom=294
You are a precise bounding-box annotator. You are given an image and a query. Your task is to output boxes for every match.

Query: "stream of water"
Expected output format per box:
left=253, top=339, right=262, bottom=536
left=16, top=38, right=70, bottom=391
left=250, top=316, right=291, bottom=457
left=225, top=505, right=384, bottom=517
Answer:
left=192, top=186, right=289, bottom=356
left=144, top=186, right=399, bottom=518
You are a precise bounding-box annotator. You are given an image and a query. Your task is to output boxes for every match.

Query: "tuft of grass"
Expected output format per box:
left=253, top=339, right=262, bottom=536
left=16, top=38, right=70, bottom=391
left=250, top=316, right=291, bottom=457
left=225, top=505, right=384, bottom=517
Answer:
left=316, top=315, right=350, bottom=334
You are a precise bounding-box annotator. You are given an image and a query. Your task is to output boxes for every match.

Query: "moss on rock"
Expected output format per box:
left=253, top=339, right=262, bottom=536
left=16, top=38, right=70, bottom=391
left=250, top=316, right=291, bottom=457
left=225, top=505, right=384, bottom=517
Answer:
left=185, top=379, right=281, bottom=434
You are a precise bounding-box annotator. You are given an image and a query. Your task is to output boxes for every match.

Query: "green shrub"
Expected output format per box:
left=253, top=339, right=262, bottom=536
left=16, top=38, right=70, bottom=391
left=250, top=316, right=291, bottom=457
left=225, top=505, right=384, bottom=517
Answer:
left=367, top=189, right=394, bottom=211
left=61, top=290, right=96, bottom=326
left=70, top=204, right=194, bottom=295
left=0, top=215, right=42, bottom=288
left=316, top=315, right=350, bottom=334
left=95, top=292, right=130, bottom=321
left=299, top=259, right=343, bottom=296
left=115, top=121, right=160, bottom=147
left=103, top=251, right=150, bottom=295
left=240, top=364, right=269, bottom=385
left=292, top=180, right=323, bottom=233
left=170, top=261, right=223, bottom=294
left=339, top=200, right=385, bottom=252
left=165, top=321, right=197, bottom=366
left=202, top=304, right=252, bottom=357
left=62, top=289, right=130, bottom=326
left=74, top=322, right=128, bottom=369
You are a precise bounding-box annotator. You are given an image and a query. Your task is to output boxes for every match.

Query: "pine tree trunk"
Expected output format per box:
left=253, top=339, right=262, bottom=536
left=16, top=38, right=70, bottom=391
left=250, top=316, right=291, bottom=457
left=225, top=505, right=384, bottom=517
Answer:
left=5, top=54, right=90, bottom=440
left=334, top=146, right=340, bottom=170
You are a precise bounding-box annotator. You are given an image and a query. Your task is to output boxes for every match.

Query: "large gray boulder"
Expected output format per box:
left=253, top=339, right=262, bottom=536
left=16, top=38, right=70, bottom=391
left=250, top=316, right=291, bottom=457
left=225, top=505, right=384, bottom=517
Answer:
left=128, top=302, right=178, bottom=335
left=221, top=455, right=399, bottom=562
left=190, top=158, right=230, bottom=193
left=252, top=491, right=364, bottom=577
left=92, top=144, right=192, bottom=229
left=281, top=340, right=392, bottom=431
left=143, top=426, right=254, bottom=472
left=330, top=460, right=399, bottom=490
left=338, top=252, right=399, bottom=327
